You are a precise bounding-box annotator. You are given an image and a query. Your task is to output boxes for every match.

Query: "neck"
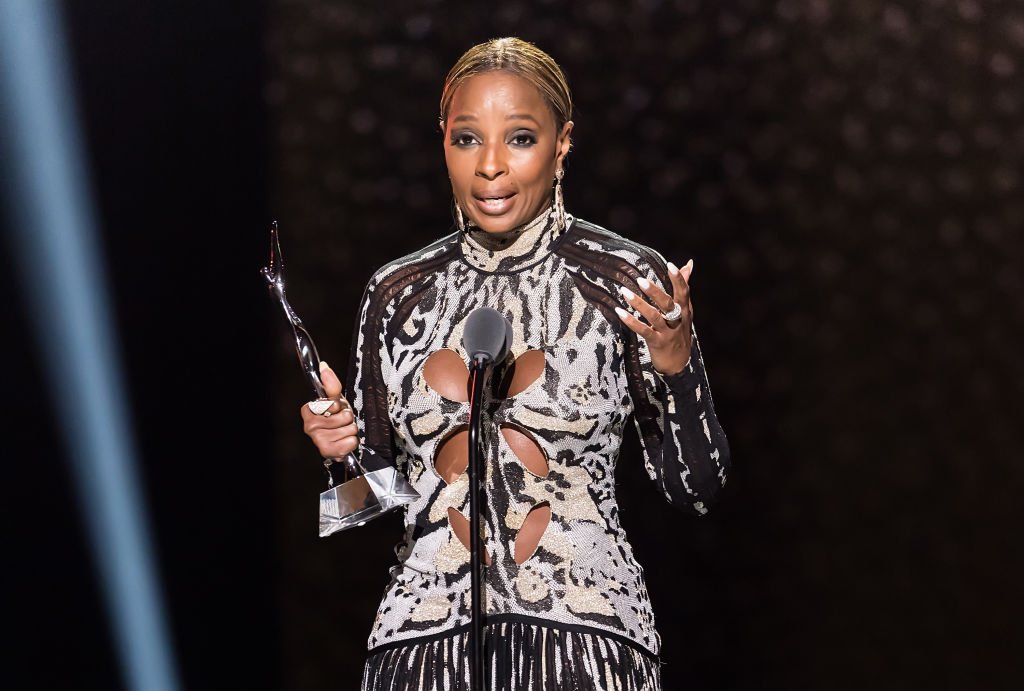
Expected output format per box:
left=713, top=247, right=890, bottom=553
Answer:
left=466, top=205, right=551, bottom=251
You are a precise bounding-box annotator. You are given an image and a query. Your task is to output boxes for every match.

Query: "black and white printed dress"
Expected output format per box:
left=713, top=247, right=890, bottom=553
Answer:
left=347, top=208, right=730, bottom=690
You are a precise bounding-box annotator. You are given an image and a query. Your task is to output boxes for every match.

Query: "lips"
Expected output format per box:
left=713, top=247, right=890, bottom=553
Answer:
left=473, top=191, right=517, bottom=215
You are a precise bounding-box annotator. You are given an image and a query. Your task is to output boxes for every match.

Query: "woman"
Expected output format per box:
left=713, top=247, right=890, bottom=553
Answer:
left=301, top=37, right=730, bottom=690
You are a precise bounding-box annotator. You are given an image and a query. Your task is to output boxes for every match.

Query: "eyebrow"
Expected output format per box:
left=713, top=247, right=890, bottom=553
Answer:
left=451, top=113, right=542, bottom=124
left=506, top=113, right=541, bottom=124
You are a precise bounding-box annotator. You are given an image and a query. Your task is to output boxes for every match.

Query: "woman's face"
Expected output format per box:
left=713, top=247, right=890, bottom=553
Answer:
left=444, top=71, right=573, bottom=233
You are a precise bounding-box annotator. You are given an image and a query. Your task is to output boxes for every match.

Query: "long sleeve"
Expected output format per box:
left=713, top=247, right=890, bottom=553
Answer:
left=344, top=271, right=397, bottom=472
left=344, top=235, right=468, bottom=475
left=554, top=219, right=732, bottom=515
left=632, top=322, right=731, bottom=515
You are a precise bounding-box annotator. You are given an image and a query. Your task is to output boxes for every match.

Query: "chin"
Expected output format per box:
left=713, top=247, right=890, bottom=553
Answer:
left=469, top=207, right=541, bottom=234
left=473, top=218, right=522, bottom=233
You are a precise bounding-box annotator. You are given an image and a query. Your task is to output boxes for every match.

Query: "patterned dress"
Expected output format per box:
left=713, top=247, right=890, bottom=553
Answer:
left=348, top=209, right=730, bottom=690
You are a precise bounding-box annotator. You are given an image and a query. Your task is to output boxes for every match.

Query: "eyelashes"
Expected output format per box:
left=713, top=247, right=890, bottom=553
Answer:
left=509, top=132, right=537, bottom=147
left=449, top=130, right=538, bottom=148
left=450, top=132, right=479, bottom=147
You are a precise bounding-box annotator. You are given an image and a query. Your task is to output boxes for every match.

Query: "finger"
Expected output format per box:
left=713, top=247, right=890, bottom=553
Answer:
left=666, top=260, right=692, bottom=308
left=319, top=360, right=343, bottom=399
left=667, top=259, right=693, bottom=279
left=313, top=407, right=354, bottom=427
left=636, top=276, right=676, bottom=314
left=303, top=407, right=353, bottom=435
left=322, top=422, right=358, bottom=443
left=327, top=436, right=359, bottom=458
left=307, top=396, right=350, bottom=417
left=314, top=425, right=359, bottom=456
left=665, top=262, right=693, bottom=328
left=614, top=306, right=657, bottom=341
left=300, top=402, right=333, bottom=425
left=618, top=285, right=664, bottom=327
left=315, top=436, right=359, bottom=459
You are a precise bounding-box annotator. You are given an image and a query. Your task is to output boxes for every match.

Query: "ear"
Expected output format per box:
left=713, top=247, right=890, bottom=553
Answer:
left=555, top=120, right=574, bottom=170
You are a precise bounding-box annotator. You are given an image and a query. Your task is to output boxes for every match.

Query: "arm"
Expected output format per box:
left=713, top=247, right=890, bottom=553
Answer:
left=633, top=324, right=731, bottom=514
left=343, top=272, right=397, bottom=472
left=616, top=259, right=731, bottom=515
left=299, top=272, right=394, bottom=469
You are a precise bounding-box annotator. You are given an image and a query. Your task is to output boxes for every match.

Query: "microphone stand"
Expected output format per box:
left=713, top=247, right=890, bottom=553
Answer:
left=467, top=354, right=488, bottom=691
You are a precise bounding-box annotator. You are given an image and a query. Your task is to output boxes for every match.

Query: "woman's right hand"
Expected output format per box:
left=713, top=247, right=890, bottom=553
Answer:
left=300, top=361, right=359, bottom=459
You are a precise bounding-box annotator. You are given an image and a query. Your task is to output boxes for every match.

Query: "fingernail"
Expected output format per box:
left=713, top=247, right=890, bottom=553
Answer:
left=667, top=262, right=679, bottom=275
left=614, top=306, right=629, bottom=320
left=637, top=276, right=651, bottom=290
left=319, top=361, right=329, bottom=372
left=618, top=285, right=635, bottom=300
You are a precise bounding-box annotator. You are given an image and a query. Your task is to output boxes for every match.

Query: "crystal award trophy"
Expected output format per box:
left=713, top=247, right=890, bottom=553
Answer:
left=261, top=221, right=419, bottom=537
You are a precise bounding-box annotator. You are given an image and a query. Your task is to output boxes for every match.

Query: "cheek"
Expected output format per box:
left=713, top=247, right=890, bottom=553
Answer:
left=513, top=152, right=556, bottom=192
left=444, top=150, right=471, bottom=192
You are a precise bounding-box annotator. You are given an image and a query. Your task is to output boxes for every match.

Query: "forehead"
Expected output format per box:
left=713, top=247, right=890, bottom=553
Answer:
left=448, top=71, right=553, bottom=123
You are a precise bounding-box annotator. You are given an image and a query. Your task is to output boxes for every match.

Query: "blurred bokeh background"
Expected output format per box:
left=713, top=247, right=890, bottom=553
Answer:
left=5, top=0, right=1022, bottom=689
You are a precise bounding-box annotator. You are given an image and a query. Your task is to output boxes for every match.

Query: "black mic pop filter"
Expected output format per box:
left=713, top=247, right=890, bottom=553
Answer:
left=463, top=307, right=512, bottom=365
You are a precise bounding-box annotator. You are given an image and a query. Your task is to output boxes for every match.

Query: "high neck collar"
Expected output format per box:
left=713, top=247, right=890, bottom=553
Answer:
left=459, top=206, right=570, bottom=273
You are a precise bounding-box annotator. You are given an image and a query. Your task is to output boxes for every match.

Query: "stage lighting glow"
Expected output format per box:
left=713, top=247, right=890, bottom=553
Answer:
left=0, top=2, right=181, bottom=690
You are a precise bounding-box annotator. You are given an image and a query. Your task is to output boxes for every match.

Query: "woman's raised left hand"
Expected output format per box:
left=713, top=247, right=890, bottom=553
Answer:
left=614, top=259, right=695, bottom=376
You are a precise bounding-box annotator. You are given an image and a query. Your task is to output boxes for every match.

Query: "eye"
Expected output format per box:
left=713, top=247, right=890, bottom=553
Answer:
left=450, top=131, right=479, bottom=147
left=509, top=131, right=537, bottom=147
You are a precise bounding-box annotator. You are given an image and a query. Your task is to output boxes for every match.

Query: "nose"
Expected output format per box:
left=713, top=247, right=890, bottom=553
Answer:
left=475, top=140, right=507, bottom=180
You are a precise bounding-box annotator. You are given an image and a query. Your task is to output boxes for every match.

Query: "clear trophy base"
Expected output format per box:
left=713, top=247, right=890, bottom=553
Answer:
left=318, top=466, right=420, bottom=537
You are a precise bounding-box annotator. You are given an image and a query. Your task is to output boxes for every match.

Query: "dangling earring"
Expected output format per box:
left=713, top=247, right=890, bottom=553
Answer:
left=553, top=168, right=567, bottom=231
left=455, top=202, right=466, bottom=232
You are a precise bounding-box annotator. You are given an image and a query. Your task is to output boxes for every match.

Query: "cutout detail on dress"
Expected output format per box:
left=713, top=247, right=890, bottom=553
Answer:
left=424, top=348, right=470, bottom=402
left=501, top=424, right=550, bottom=478
left=497, top=349, right=545, bottom=398
left=513, top=501, right=551, bottom=564
left=448, top=507, right=491, bottom=565
left=434, top=426, right=469, bottom=484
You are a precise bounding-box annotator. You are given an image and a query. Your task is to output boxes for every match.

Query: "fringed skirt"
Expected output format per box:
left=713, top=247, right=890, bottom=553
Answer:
left=362, top=617, right=662, bottom=690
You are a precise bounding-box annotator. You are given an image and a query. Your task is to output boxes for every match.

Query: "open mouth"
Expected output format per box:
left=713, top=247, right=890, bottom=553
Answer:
left=473, top=192, right=516, bottom=214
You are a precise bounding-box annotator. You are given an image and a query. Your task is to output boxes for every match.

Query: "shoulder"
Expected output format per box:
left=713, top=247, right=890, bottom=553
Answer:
left=557, top=217, right=672, bottom=287
left=362, top=230, right=461, bottom=300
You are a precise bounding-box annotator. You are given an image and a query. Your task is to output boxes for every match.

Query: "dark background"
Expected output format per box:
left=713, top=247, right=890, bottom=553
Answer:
left=7, top=1, right=1023, bottom=689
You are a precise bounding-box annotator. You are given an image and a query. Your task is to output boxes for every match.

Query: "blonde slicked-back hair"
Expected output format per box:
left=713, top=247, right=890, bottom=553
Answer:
left=439, top=37, right=574, bottom=134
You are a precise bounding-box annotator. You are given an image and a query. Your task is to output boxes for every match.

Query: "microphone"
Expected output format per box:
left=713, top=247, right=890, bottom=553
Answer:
left=463, top=307, right=512, bottom=366
left=460, top=306, right=511, bottom=691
